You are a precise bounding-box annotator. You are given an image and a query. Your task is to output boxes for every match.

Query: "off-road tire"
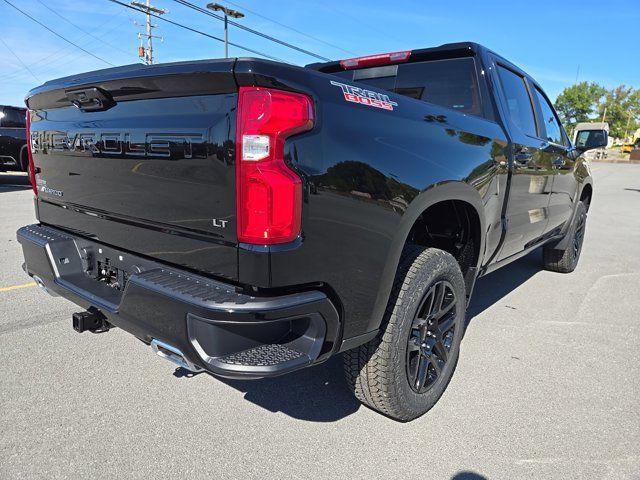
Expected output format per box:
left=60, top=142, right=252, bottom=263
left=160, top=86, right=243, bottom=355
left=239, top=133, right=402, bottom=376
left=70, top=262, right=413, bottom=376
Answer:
left=343, top=246, right=466, bottom=422
left=543, top=201, right=587, bottom=273
left=19, top=145, right=29, bottom=172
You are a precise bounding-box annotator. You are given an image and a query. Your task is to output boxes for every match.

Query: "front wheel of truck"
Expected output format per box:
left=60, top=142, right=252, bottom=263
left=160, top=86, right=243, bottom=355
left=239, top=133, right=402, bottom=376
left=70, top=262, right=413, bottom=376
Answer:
left=542, top=200, right=587, bottom=274
left=343, top=246, right=466, bottom=422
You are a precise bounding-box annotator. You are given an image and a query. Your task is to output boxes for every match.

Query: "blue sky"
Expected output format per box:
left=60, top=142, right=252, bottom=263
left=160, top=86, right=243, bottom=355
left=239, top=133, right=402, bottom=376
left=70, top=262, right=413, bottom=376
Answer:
left=0, top=0, right=638, bottom=107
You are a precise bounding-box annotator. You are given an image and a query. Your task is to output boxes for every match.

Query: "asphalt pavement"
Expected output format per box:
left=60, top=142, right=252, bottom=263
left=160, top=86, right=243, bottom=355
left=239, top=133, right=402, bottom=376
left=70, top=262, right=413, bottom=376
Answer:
left=1, top=164, right=638, bottom=479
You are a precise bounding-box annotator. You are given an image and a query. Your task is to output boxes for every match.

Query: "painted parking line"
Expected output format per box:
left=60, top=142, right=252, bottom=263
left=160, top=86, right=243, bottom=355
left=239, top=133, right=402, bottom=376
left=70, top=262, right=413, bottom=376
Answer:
left=0, top=282, right=36, bottom=293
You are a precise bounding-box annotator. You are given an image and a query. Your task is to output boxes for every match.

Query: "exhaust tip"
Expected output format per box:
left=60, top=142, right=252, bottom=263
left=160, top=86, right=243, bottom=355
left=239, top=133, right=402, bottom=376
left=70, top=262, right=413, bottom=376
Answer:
left=150, top=339, right=203, bottom=373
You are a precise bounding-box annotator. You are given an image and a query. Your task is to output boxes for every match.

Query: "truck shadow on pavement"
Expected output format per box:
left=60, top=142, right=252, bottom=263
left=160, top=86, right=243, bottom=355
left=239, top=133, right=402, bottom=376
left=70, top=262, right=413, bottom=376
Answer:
left=451, top=472, right=488, bottom=480
left=0, top=173, right=31, bottom=193
left=219, top=355, right=360, bottom=422
left=190, top=249, right=543, bottom=423
left=466, top=248, right=542, bottom=321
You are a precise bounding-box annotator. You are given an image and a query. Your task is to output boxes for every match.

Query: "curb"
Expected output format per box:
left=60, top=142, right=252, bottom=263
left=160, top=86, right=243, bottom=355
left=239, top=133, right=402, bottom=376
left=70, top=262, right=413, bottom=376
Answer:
left=591, top=159, right=640, bottom=164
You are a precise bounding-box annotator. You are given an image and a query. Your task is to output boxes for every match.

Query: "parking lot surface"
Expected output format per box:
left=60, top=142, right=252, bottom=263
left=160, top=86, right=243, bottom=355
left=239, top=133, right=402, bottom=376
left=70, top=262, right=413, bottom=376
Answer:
left=1, top=164, right=639, bottom=479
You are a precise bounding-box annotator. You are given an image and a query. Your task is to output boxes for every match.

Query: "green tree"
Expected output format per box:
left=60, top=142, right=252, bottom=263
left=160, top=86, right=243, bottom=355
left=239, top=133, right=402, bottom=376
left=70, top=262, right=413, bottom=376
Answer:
left=554, top=81, right=606, bottom=132
left=597, top=86, right=640, bottom=140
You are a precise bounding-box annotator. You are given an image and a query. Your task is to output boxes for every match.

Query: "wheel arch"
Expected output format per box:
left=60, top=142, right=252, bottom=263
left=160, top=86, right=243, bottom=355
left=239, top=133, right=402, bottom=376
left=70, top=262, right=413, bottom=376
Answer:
left=549, top=176, right=593, bottom=252
left=580, top=181, right=593, bottom=210
left=364, top=181, right=487, bottom=335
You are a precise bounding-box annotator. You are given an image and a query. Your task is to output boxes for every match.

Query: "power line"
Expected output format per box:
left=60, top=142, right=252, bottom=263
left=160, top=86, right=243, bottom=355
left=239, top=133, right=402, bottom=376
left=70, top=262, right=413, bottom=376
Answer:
left=107, top=0, right=285, bottom=62
left=224, top=0, right=355, bottom=56
left=0, top=14, right=132, bottom=83
left=34, top=0, right=134, bottom=58
left=337, top=8, right=406, bottom=46
left=171, top=0, right=331, bottom=61
left=1, top=0, right=116, bottom=66
left=0, top=36, right=41, bottom=83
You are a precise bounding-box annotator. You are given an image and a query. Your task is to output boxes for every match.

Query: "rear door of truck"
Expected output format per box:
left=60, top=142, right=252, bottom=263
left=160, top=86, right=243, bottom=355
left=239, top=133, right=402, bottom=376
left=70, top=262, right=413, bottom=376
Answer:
left=26, top=60, right=239, bottom=280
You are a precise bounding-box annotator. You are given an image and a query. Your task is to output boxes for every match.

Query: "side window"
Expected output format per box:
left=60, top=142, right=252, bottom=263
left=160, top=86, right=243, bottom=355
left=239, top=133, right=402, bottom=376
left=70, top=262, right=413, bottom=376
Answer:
left=533, top=88, right=565, bottom=145
left=2, top=108, right=25, bottom=128
left=394, top=58, right=482, bottom=116
left=496, top=65, right=537, bottom=137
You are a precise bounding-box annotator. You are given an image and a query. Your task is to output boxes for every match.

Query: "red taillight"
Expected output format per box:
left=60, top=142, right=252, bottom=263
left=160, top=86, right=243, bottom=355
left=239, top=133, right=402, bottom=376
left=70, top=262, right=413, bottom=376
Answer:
left=339, top=50, right=412, bottom=70
left=25, top=110, right=37, bottom=196
left=236, top=87, right=314, bottom=245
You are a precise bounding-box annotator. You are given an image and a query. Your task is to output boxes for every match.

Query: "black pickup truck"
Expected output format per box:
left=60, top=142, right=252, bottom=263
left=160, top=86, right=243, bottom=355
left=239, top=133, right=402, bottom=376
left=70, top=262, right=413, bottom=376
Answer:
left=0, top=105, right=28, bottom=172
left=17, top=42, right=606, bottom=421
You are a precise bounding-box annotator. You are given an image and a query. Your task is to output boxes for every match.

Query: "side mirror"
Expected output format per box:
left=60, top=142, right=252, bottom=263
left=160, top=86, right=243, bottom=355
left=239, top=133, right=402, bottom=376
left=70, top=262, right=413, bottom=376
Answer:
left=575, top=129, right=608, bottom=152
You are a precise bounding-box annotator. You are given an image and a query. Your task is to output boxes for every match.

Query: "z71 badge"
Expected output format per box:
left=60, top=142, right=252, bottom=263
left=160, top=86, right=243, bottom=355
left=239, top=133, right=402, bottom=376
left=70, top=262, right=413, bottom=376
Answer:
left=330, top=80, right=398, bottom=111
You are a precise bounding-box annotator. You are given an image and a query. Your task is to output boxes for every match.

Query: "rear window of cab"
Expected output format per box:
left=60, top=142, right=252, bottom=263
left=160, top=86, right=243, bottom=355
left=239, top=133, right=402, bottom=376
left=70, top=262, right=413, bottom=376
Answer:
left=332, top=57, right=483, bottom=117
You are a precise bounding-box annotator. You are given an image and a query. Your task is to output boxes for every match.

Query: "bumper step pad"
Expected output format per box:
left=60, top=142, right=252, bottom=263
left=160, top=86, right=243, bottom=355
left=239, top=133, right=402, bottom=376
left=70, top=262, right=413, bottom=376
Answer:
left=217, top=344, right=305, bottom=367
left=135, top=269, right=251, bottom=306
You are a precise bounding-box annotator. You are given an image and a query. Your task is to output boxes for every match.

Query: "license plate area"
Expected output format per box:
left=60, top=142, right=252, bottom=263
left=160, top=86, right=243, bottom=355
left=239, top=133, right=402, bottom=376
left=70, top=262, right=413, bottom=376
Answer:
left=76, top=243, right=153, bottom=293
left=95, top=258, right=129, bottom=291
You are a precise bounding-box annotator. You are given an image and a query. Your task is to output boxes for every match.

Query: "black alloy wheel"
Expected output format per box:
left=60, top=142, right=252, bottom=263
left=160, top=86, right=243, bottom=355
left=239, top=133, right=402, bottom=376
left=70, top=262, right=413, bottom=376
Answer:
left=573, top=209, right=586, bottom=260
left=406, top=280, right=457, bottom=393
left=543, top=200, right=588, bottom=274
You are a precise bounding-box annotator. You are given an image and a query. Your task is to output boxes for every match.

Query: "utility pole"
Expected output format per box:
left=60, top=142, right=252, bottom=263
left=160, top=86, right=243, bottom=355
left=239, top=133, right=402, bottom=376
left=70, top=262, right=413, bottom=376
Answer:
left=624, top=110, right=634, bottom=143
left=206, top=3, right=244, bottom=58
left=131, top=0, right=166, bottom=64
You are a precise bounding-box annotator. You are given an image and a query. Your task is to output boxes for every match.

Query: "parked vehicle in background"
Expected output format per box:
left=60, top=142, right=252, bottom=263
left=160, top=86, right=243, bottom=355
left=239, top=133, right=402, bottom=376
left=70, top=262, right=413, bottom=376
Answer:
left=622, top=140, right=639, bottom=154
left=574, top=122, right=609, bottom=161
left=573, top=122, right=609, bottom=143
left=17, top=42, right=607, bottom=421
left=0, top=105, right=27, bottom=172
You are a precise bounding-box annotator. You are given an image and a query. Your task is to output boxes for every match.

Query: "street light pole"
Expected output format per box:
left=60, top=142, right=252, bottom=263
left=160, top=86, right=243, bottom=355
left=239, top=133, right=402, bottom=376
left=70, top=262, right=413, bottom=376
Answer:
left=206, top=3, right=244, bottom=58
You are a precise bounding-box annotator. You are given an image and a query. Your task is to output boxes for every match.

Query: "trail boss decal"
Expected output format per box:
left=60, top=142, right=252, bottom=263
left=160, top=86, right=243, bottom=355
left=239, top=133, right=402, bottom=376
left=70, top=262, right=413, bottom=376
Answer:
left=330, top=80, right=398, bottom=111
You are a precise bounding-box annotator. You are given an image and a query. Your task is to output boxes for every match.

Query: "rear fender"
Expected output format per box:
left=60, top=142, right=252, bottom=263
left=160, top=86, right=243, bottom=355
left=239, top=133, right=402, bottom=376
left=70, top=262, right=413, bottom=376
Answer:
left=363, top=181, right=486, bottom=335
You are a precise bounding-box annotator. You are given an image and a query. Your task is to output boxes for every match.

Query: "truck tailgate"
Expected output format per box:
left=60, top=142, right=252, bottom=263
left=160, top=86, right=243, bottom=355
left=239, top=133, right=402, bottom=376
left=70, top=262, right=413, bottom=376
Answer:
left=26, top=60, right=239, bottom=280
